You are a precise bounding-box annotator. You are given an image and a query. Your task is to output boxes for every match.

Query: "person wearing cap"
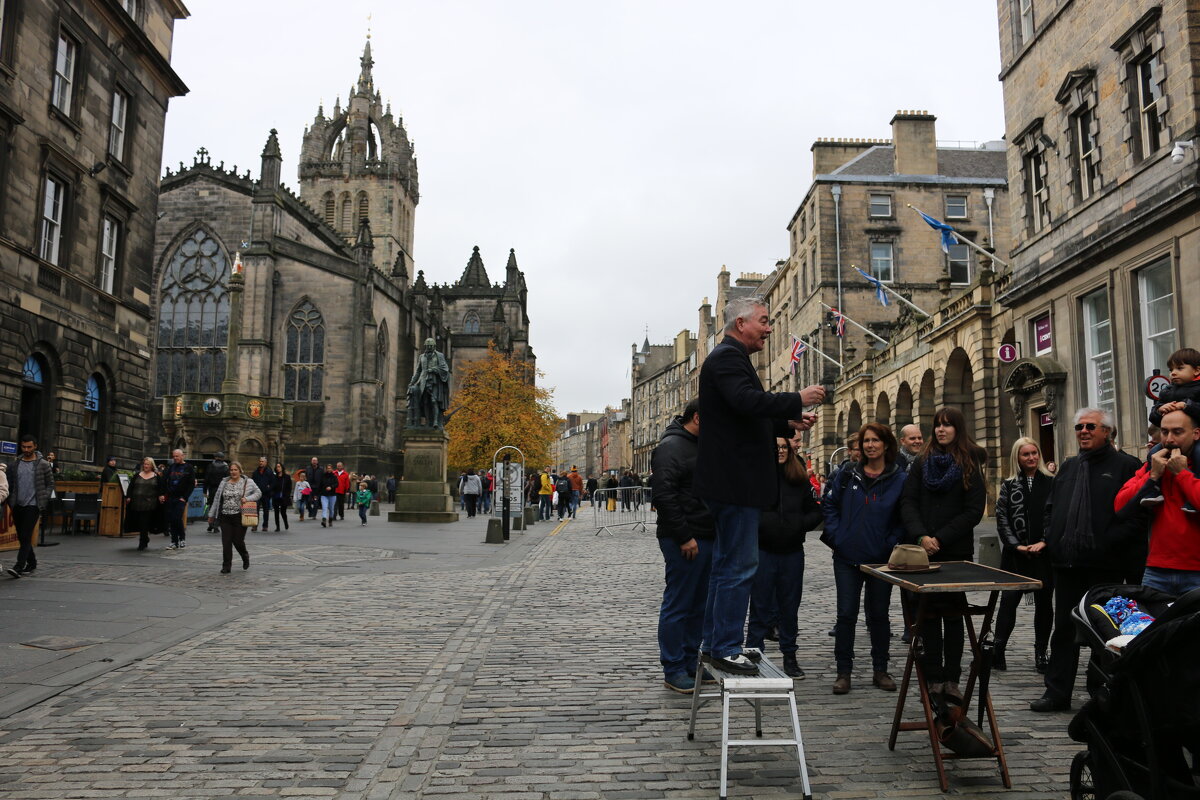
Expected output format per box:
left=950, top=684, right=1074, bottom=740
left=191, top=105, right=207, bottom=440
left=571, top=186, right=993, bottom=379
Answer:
left=822, top=422, right=907, bottom=694
left=100, top=455, right=120, bottom=485
left=205, top=452, right=230, bottom=533
left=567, top=466, right=583, bottom=518
left=1115, top=405, right=1200, bottom=595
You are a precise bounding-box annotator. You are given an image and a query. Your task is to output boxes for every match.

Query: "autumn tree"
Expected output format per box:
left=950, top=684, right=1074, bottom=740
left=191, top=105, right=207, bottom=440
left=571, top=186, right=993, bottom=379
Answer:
left=445, top=344, right=560, bottom=473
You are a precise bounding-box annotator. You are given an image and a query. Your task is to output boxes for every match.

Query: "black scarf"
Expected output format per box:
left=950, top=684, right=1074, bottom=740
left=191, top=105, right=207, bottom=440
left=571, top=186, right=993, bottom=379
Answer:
left=1060, top=445, right=1107, bottom=563
left=922, top=452, right=962, bottom=492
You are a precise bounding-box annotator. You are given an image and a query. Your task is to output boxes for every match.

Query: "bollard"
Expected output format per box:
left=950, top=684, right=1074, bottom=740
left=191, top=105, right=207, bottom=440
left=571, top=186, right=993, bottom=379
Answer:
left=977, top=533, right=1001, bottom=568
left=370, top=499, right=380, bottom=516
left=485, top=518, right=505, bottom=544
left=524, top=506, right=537, bottom=526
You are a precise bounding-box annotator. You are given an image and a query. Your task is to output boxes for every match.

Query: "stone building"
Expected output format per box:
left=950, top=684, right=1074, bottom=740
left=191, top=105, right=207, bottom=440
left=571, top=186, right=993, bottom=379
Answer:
left=0, top=0, right=188, bottom=469
left=150, top=41, right=533, bottom=476
left=550, top=413, right=602, bottom=476
left=994, top=0, right=1198, bottom=462
left=630, top=331, right=696, bottom=474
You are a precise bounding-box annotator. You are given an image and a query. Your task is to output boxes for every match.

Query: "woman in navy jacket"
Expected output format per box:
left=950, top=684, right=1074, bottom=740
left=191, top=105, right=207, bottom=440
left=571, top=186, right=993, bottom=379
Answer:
left=823, top=422, right=907, bottom=695
left=900, top=407, right=987, bottom=704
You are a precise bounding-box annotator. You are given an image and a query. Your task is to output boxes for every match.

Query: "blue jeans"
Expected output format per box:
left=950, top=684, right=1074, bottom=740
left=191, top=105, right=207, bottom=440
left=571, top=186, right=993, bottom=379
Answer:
left=833, top=557, right=893, bottom=674
left=481, top=492, right=491, bottom=513
left=702, top=501, right=760, bottom=659
left=746, top=549, right=804, bottom=654
left=320, top=495, right=337, bottom=520
left=659, top=537, right=713, bottom=678
left=539, top=494, right=552, bottom=520
left=166, top=497, right=188, bottom=545
left=570, top=490, right=580, bottom=516
left=1142, top=566, right=1200, bottom=595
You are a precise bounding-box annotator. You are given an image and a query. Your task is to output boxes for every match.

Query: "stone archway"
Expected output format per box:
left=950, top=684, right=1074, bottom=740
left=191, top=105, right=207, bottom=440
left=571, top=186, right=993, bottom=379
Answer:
left=875, top=392, right=891, bottom=426
left=847, top=400, right=863, bottom=439
left=918, top=369, right=936, bottom=437
left=944, top=348, right=976, bottom=438
left=237, top=438, right=265, bottom=467
left=895, top=382, right=914, bottom=427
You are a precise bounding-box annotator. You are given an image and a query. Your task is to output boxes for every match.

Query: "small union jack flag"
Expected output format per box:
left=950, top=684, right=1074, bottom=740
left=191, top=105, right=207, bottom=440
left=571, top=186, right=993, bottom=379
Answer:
left=790, top=335, right=807, bottom=366
left=831, top=307, right=846, bottom=337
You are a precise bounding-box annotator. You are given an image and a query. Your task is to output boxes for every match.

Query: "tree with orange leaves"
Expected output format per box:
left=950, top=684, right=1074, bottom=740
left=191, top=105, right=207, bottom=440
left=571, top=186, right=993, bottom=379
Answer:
left=445, top=345, right=560, bottom=473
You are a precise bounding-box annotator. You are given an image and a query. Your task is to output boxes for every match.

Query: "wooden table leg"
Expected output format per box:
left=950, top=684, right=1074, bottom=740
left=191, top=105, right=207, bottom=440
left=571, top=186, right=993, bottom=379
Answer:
left=888, top=595, right=950, bottom=792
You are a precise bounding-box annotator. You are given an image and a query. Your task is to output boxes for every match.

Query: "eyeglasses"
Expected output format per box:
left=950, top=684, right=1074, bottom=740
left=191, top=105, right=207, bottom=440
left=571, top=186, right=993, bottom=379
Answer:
left=776, top=445, right=791, bottom=452
left=1074, top=422, right=1101, bottom=431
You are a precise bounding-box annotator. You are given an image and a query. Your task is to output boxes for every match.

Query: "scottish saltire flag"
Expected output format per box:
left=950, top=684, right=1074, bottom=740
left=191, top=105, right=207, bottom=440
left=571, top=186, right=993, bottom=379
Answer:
left=918, top=210, right=958, bottom=254
left=831, top=308, right=846, bottom=337
left=854, top=265, right=891, bottom=307
left=790, top=335, right=807, bottom=365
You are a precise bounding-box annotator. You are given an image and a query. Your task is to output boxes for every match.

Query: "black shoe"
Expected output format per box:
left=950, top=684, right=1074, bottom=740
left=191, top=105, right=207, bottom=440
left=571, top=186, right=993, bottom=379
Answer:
left=704, top=653, right=759, bottom=675
left=742, top=648, right=763, bottom=662
left=827, top=627, right=835, bottom=637
left=321, top=520, right=326, bottom=528
left=242, top=556, right=250, bottom=570
left=993, top=651, right=1007, bottom=671
left=1029, top=694, right=1070, bottom=712
left=6, top=567, right=20, bottom=579
left=765, top=627, right=780, bottom=642
left=1035, top=652, right=1049, bottom=674
left=220, top=567, right=231, bottom=574
left=782, top=654, right=804, bottom=679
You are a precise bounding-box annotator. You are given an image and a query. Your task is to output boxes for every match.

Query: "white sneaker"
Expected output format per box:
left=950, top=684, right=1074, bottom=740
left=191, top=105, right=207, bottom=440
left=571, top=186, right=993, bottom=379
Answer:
left=179, top=541, right=186, bottom=548
left=165, top=544, right=178, bottom=550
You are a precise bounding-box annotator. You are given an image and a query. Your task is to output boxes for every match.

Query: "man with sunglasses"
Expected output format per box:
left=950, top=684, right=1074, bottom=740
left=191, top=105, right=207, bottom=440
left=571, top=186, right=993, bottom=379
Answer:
left=1031, top=408, right=1143, bottom=712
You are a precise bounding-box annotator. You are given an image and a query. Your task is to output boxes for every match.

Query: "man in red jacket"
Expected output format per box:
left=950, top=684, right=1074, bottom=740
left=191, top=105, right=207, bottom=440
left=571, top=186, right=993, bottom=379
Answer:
left=1115, top=407, right=1200, bottom=595
left=335, top=462, right=351, bottom=521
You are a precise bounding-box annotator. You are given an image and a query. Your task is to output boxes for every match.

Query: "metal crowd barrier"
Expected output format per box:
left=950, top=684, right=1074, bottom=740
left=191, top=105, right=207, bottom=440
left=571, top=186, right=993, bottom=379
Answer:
left=590, top=487, right=651, bottom=536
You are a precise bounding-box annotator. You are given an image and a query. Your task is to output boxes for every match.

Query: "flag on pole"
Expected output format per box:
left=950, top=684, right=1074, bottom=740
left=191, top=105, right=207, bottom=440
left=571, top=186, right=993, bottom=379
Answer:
left=917, top=210, right=958, bottom=254
left=853, top=265, right=891, bottom=307
left=831, top=307, right=846, bottom=337
left=790, top=335, right=807, bottom=365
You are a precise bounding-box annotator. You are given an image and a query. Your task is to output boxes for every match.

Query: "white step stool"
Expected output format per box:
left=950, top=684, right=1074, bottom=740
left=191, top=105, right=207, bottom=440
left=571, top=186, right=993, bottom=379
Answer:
left=686, top=649, right=813, bottom=800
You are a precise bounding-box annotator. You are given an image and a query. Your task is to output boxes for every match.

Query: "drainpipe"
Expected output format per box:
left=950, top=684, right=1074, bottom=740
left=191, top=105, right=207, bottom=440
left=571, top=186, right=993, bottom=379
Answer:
left=831, top=185, right=843, bottom=368
left=984, top=188, right=995, bottom=252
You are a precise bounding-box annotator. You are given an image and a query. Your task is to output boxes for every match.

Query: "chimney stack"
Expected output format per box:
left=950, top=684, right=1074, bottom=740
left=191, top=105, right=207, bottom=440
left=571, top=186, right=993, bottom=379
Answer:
left=890, top=110, right=938, bottom=175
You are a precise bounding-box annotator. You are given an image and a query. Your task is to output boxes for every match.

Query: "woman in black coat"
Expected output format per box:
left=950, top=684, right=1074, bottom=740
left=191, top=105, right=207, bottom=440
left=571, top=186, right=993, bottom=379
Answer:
left=900, top=407, right=987, bottom=704
left=993, top=437, right=1054, bottom=673
left=271, top=462, right=292, bottom=531
left=745, top=437, right=823, bottom=678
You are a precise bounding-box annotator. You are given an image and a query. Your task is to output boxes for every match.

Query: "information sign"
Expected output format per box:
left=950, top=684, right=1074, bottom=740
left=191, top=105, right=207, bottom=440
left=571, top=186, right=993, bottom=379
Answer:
left=997, top=343, right=1019, bottom=364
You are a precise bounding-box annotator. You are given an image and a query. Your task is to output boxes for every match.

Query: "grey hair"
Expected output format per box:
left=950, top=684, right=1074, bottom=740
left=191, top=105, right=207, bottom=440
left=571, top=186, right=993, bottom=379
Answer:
left=723, top=296, right=767, bottom=331
left=1073, top=407, right=1114, bottom=428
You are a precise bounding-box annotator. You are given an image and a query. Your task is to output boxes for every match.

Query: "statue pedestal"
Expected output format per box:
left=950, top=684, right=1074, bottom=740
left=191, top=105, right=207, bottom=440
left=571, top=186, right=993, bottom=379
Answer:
left=389, top=429, right=459, bottom=523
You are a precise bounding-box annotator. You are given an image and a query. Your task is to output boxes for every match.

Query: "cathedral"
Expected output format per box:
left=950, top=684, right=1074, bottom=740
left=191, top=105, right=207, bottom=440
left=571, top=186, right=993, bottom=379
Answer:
left=149, top=40, right=535, bottom=476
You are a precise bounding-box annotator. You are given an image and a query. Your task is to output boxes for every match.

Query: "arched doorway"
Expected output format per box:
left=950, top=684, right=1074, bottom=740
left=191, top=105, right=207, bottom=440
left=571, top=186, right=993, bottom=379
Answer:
left=918, top=369, right=936, bottom=437
left=875, top=392, right=891, bottom=426
left=238, top=438, right=264, bottom=466
left=847, top=400, right=863, bottom=439
left=19, top=354, right=52, bottom=446
left=895, top=382, right=914, bottom=427
left=197, top=436, right=225, bottom=459
left=944, top=348, right=976, bottom=438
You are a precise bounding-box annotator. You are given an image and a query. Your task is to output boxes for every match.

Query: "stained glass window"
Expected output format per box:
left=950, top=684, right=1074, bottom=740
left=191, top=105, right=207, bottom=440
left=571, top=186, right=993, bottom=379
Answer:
left=463, top=311, right=480, bottom=334
left=284, top=300, right=325, bottom=401
left=156, top=228, right=228, bottom=396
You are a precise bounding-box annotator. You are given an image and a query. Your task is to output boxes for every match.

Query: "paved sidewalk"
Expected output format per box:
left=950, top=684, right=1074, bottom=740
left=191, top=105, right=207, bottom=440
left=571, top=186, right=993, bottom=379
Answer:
left=0, top=512, right=1081, bottom=798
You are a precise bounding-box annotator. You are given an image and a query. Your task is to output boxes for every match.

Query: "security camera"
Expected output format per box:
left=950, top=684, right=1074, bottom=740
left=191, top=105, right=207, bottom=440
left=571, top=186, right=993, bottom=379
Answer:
left=1171, top=140, right=1194, bottom=164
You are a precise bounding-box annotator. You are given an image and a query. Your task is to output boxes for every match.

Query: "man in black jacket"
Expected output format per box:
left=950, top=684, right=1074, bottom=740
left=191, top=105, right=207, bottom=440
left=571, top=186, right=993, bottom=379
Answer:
left=1031, top=407, right=1145, bottom=712
left=695, top=297, right=823, bottom=674
left=250, top=457, right=276, bottom=532
left=163, top=449, right=195, bottom=550
left=652, top=400, right=714, bottom=693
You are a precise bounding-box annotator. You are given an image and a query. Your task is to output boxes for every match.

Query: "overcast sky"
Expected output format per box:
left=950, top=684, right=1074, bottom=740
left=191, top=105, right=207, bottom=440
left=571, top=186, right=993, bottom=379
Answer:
left=161, top=1, right=1006, bottom=414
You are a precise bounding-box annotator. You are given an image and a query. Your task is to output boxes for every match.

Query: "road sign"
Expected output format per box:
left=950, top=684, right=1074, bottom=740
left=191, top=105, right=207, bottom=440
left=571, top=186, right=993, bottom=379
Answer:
left=1146, top=372, right=1171, bottom=401
left=0, top=441, right=15, bottom=456
left=997, top=343, right=1019, bottom=364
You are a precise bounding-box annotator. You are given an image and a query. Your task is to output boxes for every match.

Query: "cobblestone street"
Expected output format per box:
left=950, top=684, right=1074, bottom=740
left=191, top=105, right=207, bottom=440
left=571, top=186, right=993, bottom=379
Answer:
left=0, top=515, right=1078, bottom=798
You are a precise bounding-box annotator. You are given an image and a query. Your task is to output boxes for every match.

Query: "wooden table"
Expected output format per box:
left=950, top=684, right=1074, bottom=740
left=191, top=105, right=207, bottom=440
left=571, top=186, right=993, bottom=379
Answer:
left=860, top=561, right=1042, bottom=792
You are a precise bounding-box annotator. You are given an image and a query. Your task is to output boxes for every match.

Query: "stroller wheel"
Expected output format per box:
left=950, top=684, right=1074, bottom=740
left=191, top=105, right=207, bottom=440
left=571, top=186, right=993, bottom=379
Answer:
left=1070, top=751, right=1096, bottom=800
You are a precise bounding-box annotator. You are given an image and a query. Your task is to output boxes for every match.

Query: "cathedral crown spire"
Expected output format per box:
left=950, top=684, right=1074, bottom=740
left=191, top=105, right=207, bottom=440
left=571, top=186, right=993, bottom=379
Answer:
left=357, top=37, right=374, bottom=96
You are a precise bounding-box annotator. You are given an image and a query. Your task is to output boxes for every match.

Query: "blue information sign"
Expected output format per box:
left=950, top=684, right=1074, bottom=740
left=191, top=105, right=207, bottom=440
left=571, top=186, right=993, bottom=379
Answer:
left=0, top=441, right=16, bottom=456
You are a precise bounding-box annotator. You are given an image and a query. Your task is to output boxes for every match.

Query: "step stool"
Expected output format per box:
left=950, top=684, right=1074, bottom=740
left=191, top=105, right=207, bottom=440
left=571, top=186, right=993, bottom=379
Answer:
left=686, top=649, right=812, bottom=800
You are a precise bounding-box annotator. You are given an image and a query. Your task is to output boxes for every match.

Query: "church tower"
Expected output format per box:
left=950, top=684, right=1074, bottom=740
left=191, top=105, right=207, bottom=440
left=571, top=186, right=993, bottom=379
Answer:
left=298, top=38, right=419, bottom=280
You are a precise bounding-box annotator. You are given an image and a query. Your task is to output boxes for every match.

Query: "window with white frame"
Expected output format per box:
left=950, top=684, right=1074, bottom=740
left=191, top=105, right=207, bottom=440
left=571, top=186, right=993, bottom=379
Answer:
left=1018, top=0, right=1034, bottom=44
left=1082, top=287, right=1116, bottom=417
left=109, top=90, right=128, bottom=160
left=948, top=243, right=971, bottom=285
left=1072, top=104, right=1101, bottom=200
left=120, top=0, right=139, bottom=19
left=869, top=194, right=891, bottom=218
left=1139, top=258, right=1176, bottom=379
left=40, top=175, right=65, bottom=265
left=1131, top=51, right=1165, bottom=161
left=52, top=34, right=76, bottom=114
left=1024, top=147, right=1049, bottom=232
left=83, top=374, right=103, bottom=463
left=945, top=195, right=968, bottom=219
left=870, top=242, right=894, bottom=283
left=100, top=216, right=119, bottom=294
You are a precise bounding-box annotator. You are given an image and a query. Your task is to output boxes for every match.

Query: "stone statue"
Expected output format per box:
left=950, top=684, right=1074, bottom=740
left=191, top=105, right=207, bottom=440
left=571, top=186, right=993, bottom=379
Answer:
left=406, top=338, right=450, bottom=429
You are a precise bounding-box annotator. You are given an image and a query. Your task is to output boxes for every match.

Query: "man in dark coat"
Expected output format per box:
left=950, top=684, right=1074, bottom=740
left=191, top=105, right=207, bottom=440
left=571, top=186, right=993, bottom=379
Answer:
left=163, top=449, right=196, bottom=550
left=652, top=399, right=715, bottom=693
left=250, top=457, right=276, bottom=532
left=1030, top=407, right=1145, bottom=712
left=6, top=435, right=54, bottom=577
left=694, top=297, right=823, bottom=674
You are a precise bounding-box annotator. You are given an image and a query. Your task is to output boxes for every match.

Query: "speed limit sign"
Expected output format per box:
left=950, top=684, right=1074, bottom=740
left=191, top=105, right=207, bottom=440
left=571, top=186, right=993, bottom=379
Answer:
left=1146, top=372, right=1171, bottom=401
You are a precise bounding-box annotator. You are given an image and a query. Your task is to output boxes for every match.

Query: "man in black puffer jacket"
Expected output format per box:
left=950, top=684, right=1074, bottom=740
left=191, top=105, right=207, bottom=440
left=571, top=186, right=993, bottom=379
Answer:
left=651, top=400, right=714, bottom=694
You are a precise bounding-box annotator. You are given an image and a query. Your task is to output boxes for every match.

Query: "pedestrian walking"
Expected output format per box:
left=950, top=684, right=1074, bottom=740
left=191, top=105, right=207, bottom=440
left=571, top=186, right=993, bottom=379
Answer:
left=481, top=470, right=493, bottom=514
left=126, top=457, right=165, bottom=551
left=335, top=462, right=350, bottom=520
left=293, top=470, right=310, bottom=521
left=993, top=437, right=1054, bottom=673
left=538, top=467, right=554, bottom=520
left=357, top=481, right=373, bottom=525
left=555, top=471, right=571, bottom=520
left=208, top=461, right=260, bottom=574
left=619, top=470, right=637, bottom=511
left=204, top=452, right=229, bottom=532
left=693, top=296, right=822, bottom=675
left=567, top=466, right=583, bottom=518
left=272, top=462, right=291, bottom=531
left=250, top=457, right=275, bottom=532
left=586, top=474, right=599, bottom=506
left=823, top=423, right=906, bottom=694
left=900, top=407, right=987, bottom=705
left=319, top=464, right=339, bottom=527
left=386, top=475, right=397, bottom=503
left=163, top=449, right=195, bottom=550
left=462, top=468, right=482, bottom=518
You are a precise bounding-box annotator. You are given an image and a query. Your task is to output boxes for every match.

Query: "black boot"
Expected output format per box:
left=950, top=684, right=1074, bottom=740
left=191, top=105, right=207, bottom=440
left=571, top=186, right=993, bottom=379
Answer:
left=993, top=650, right=1007, bottom=671
left=782, top=653, right=804, bottom=679
left=1035, top=650, right=1049, bottom=674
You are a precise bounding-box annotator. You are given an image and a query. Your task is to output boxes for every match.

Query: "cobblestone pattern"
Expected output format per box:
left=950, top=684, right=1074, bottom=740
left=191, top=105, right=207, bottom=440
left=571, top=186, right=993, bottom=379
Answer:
left=0, top=524, right=1080, bottom=798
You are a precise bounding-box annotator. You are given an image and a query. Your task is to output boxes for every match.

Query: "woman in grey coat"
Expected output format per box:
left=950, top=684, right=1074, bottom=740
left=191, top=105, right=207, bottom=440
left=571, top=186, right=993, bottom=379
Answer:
left=207, top=461, right=262, bottom=574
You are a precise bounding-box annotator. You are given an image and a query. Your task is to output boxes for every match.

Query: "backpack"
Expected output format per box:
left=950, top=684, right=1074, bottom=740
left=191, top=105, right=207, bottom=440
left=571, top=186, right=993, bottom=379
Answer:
left=555, top=476, right=571, bottom=494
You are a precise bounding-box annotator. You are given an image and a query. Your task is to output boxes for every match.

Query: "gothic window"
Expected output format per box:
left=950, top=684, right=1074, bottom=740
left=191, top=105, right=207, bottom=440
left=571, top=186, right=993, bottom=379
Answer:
left=83, top=374, right=105, bottom=463
left=156, top=228, right=228, bottom=396
left=323, top=192, right=335, bottom=227
left=339, top=193, right=352, bottom=232
left=375, top=324, right=389, bottom=418
left=463, top=311, right=481, bottom=334
left=357, top=191, right=369, bottom=228
left=284, top=300, right=325, bottom=402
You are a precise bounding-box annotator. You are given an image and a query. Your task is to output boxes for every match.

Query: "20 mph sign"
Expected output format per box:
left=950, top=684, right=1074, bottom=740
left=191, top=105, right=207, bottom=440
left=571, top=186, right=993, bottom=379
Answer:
left=1146, top=373, right=1171, bottom=401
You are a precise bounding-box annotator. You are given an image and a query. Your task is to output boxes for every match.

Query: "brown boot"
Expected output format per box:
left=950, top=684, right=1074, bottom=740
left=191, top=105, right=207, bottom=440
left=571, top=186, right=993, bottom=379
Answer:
left=872, top=671, right=897, bottom=691
left=832, top=674, right=851, bottom=694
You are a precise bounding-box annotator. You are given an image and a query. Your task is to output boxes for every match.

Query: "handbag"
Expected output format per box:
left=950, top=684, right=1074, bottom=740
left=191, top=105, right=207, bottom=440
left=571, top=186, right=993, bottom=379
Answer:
left=239, top=481, right=258, bottom=527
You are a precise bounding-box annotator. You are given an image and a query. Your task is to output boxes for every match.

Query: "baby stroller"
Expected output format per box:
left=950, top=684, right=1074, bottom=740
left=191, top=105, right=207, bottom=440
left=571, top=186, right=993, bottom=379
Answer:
left=1067, top=584, right=1200, bottom=800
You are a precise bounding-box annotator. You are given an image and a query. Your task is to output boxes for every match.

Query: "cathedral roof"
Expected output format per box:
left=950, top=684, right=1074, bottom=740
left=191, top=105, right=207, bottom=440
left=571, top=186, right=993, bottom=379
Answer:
left=456, top=246, right=491, bottom=287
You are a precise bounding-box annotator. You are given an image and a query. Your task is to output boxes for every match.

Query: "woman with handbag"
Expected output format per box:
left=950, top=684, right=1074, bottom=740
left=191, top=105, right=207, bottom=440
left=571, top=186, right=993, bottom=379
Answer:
left=272, top=462, right=292, bottom=531
left=207, top=461, right=261, bottom=574
left=900, top=407, right=987, bottom=704
left=126, top=457, right=165, bottom=551
left=993, top=437, right=1054, bottom=672
left=822, top=422, right=907, bottom=694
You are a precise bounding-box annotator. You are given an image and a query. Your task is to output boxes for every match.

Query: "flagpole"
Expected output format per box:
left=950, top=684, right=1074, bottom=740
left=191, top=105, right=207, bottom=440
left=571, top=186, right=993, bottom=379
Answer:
left=906, top=204, right=1012, bottom=269
left=851, top=264, right=932, bottom=316
left=820, top=302, right=889, bottom=346
left=798, top=337, right=842, bottom=370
